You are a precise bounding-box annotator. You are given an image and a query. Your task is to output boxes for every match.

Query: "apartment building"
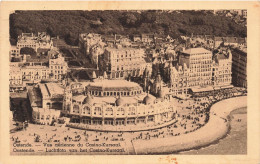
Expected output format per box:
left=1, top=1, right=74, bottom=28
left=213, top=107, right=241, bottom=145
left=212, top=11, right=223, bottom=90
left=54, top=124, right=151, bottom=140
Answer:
left=212, top=49, right=232, bottom=86
left=231, top=47, right=247, bottom=88
left=179, top=48, right=213, bottom=88
left=101, top=47, right=152, bottom=79
left=79, top=33, right=103, bottom=55
left=17, top=32, right=53, bottom=51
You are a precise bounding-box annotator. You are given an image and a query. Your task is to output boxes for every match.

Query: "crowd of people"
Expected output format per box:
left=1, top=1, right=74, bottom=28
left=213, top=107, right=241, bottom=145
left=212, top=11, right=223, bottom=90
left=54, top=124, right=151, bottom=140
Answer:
left=10, top=87, right=247, bottom=151
left=10, top=97, right=209, bottom=145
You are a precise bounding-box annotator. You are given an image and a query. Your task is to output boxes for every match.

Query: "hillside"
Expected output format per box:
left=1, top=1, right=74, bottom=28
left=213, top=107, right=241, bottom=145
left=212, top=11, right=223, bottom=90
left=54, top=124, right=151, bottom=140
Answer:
left=10, top=10, right=247, bottom=46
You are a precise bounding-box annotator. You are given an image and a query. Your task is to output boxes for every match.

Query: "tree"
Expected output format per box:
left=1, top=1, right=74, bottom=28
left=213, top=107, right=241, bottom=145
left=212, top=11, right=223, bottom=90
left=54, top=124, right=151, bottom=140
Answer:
left=20, top=47, right=36, bottom=56
left=142, top=11, right=156, bottom=23
left=46, top=27, right=54, bottom=37
left=121, top=13, right=140, bottom=27
left=10, top=10, right=247, bottom=46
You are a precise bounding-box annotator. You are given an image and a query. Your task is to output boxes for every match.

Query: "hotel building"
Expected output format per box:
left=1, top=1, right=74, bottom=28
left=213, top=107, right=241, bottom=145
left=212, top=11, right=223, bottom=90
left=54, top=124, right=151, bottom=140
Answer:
left=21, top=63, right=50, bottom=83
left=166, top=62, right=190, bottom=96
left=101, top=47, right=152, bottom=79
left=49, top=53, right=68, bottom=81
left=9, top=49, right=68, bottom=90
left=20, top=52, right=67, bottom=83
left=231, top=47, right=247, bottom=88
left=79, top=33, right=103, bottom=55
left=212, top=49, right=232, bottom=86
left=164, top=47, right=233, bottom=97
left=179, top=48, right=213, bottom=88
left=9, top=63, right=24, bottom=92
left=17, top=32, right=53, bottom=51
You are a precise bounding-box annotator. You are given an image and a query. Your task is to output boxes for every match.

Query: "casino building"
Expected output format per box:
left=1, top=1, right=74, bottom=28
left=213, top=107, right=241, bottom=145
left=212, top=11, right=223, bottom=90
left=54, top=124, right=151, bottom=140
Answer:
left=61, top=79, right=175, bottom=130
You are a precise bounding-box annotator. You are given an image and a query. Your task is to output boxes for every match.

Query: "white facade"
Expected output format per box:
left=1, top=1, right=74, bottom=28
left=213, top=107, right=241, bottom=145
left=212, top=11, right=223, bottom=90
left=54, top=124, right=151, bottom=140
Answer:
left=17, top=32, right=53, bottom=51
left=179, top=48, right=213, bottom=88
left=102, top=47, right=151, bottom=79
left=32, top=107, right=60, bottom=125
left=21, top=64, right=50, bottom=82
left=79, top=33, right=103, bottom=55
left=212, top=50, right=232, bottom=86
left=49, top=54, right=68, bottom=80
left=9, top=63, right=24, bottom=92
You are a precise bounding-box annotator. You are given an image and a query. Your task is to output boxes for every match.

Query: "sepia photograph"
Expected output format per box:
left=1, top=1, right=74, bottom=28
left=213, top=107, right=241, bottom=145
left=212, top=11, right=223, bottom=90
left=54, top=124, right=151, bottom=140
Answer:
left=1, top=1, right=260, bottom=164
left=8, top=9, right=248, bottom=155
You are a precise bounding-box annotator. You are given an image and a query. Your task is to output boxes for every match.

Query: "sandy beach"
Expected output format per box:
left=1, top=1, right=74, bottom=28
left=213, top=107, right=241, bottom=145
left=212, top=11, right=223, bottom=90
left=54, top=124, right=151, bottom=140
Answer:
left=10, top=96, right=247, bottom=155
left=132, top=96, right=247, bottom=154
left=179, top=107, right=247, bottom=154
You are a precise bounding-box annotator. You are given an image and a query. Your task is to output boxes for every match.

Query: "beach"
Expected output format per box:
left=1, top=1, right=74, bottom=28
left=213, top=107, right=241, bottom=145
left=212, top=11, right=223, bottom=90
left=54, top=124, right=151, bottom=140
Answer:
left=179, top=107, right=247, bottom=154
left=10, top=96, right=247, bottom=155
left=132, top=96, right=247, bottom=154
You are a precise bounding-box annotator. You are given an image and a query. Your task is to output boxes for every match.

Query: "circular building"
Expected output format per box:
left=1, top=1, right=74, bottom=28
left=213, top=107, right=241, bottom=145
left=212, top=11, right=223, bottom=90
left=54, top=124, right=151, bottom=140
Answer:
left=62, top=79, right=175, bottom=131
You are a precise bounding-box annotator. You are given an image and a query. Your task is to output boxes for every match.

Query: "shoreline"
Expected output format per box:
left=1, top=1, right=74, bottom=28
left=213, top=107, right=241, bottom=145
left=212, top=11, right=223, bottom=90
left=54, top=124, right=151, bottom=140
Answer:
left=10, top=96, right=247, bottom=155
left=132, top=96, right=247, bottom=154
left=178, top=106, right=247, bottom=155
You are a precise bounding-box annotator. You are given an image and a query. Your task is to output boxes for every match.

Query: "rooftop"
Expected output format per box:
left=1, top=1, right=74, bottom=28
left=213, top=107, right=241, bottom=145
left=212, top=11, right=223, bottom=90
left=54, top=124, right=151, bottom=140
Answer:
left=216, top=53, right=229, bottom=60
left=105, top=47, right=144, bottom=51
left=232, top=47, right=247, bottom=56
left=214, top=37, right=223, bottom=41
left=21, top=64, right=48, bottom=69
left=73, top=95, right=87, bottom=102
left=93, top=96, right=138, bottom=105
left=182, top=47, right=211, bottom=55
left=39, top=83, right=64, bottom=98
left=90, top=79, right=141, bottom=89
left=28, top=87, right=42, bottom=107
left=72, top=92, right=155, bottom=105
left=237, top=38, right=246, bottom=43
left=46, top=83, right=64, bottom=96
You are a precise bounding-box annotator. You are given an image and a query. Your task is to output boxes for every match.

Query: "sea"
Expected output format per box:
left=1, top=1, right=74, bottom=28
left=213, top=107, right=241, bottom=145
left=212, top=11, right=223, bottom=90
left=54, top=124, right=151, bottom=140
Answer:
left=178, top=107, right=247, bottom=155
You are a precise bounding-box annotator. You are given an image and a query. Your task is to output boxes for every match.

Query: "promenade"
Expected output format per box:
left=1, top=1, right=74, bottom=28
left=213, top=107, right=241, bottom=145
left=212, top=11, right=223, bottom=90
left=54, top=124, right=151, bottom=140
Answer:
left=132, top=96, right=247, bottom=154
left=10, top=96, right=247, bottom=155
left=67, top=120, right=178, bottom=132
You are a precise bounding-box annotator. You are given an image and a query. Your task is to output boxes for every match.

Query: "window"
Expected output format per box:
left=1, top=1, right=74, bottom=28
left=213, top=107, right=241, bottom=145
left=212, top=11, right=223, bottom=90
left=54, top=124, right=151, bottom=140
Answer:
left=128, top=107, right=135, bottom=115
left=106, top=108, right=113, bottom=115
left=73, top=105, right=80, bottom=113
left=84, top=106, right=91, bottom=114
left=95, top=107, right=102, bottom=115
left=117, top=108, right=125, bottom=115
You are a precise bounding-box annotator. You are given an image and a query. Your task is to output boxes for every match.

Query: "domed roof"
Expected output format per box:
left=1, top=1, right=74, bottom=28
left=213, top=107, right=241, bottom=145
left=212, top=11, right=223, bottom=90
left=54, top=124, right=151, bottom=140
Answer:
left=83, top=93, right=93, bottom=105
left=143, top=95, right=154, bottom=105
left=115, top=96, right=125, bottom=106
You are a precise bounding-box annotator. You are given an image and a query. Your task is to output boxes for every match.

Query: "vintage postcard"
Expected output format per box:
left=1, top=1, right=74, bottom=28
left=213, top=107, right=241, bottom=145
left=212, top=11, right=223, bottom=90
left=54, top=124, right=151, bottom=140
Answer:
left=0, top=1, right=260, bottom=164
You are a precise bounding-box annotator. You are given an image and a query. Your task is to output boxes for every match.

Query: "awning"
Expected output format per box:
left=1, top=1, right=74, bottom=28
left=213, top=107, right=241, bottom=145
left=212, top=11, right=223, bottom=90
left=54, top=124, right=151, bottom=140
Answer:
left=191, top=86, right=214, bottom=93
left=220, top=85, right=234, bottom=89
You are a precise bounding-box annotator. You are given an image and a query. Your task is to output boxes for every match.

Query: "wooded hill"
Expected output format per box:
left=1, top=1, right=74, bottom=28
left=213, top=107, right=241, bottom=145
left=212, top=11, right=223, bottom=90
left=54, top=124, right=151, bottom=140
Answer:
left=10, top=10, right=247, bottom=46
